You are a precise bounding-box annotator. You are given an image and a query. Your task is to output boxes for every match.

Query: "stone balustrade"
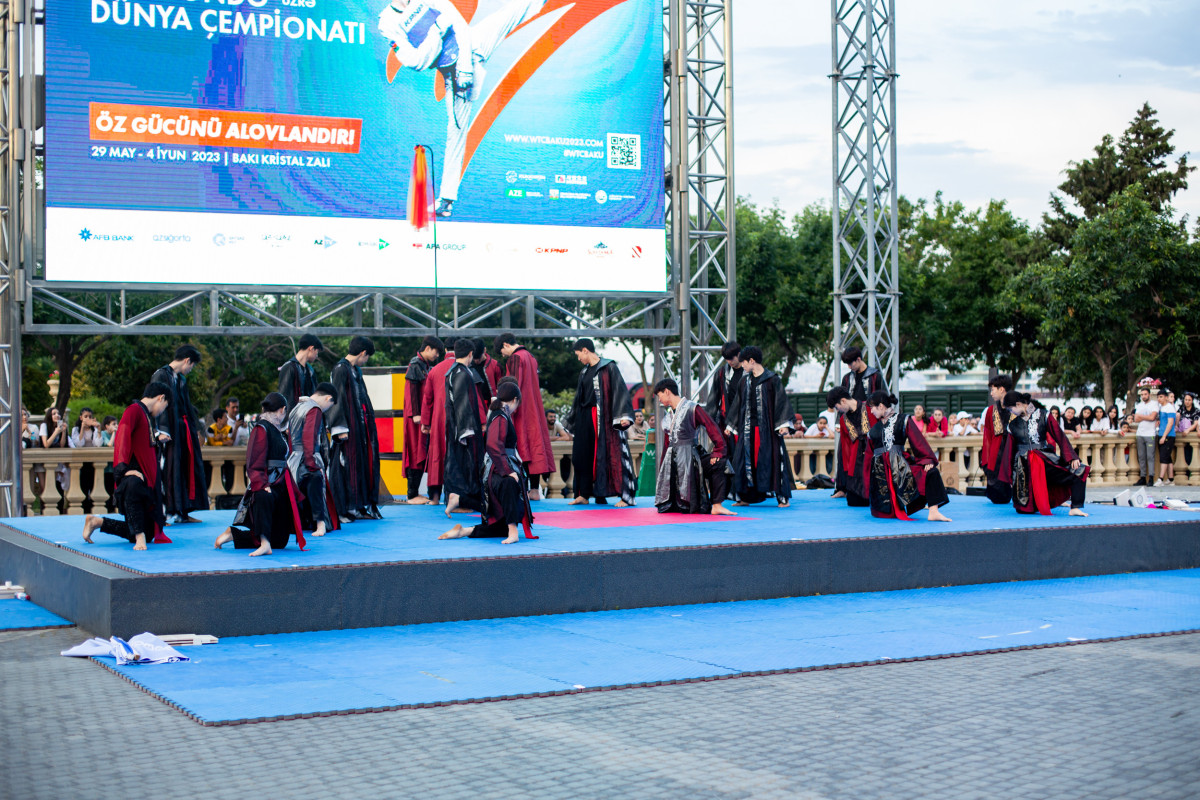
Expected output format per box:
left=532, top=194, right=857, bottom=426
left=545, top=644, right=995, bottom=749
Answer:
left=20, top=433, right=1198, bottom=515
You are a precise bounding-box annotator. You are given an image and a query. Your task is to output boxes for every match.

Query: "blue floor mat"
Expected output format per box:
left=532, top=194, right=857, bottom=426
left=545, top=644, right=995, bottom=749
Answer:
left=91, top=569, right=1200, bottom=724
left=0, top=598, right=72, bottom=630
left=6, top=493, right=1196, bottom=576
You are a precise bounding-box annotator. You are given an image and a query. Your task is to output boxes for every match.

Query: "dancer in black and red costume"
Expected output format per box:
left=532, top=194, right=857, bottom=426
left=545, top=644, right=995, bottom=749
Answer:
left=214, top=393, right=307, bottom=557
left=865, top=391, right=952, bottom=522
left=440, top=380, right=538, bottom=544
left=82, top=383, right=172, bottom=550
left=998, top=392, right=1090, bottom=517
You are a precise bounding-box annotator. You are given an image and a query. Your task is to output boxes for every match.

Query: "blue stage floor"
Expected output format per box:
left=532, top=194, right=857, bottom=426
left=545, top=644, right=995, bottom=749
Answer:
left=4, top=493, right=1197, bottom=575
left=89, top=569, right=1200, bottom=725
left=0, top=598, right=72, bottom=631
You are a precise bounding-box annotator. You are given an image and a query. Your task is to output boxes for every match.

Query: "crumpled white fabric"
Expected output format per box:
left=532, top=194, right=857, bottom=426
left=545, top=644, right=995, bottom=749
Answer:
left=61, top=632, right=190, bottom=665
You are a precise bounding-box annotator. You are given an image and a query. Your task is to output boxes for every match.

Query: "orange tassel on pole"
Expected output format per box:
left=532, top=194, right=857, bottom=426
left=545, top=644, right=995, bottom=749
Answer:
left=407, top=145, right=433, bottom=231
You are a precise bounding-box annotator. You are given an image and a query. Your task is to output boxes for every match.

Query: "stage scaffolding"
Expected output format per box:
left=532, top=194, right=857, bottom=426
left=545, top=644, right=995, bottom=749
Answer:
left=831, top=0, right=900, bottom=392
left=0, top=0, right=738, bottom=515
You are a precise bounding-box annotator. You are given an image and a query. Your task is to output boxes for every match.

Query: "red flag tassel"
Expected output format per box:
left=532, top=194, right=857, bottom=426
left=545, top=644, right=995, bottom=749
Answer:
left=407, top=146, right=433, bottom=231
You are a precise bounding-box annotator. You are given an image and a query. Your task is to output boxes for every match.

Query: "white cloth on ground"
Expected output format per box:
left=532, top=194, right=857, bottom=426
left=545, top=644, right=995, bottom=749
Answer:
left=61, top=633, right=190, bottom=665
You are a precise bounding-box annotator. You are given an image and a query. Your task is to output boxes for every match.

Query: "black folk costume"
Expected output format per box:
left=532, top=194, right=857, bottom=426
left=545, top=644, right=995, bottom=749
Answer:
left=726, top=369, right=795, bottom=505
left=151, top=365, right=210, bottom=518
left=835, top=365, right=887, bottom=496
left=838, top=402, right=878, bottom=507
left=468, top=406, right=538, bottom=539
left=229, top=421, right=306, bottom=551
left=328, top=357, right=382, bottom=520
left=703, top=362, right=745, bottom=495
left=998, top=406, right=1089, bottom=514
left=443, top=362, right=487, bottom=511
left=287, top=399, right=340, bottom=533
left=655, top=399, right=729, bottom=514
left=567, top=358, right=637, bottom=504
left=980, top=402, right=1013, bottom=504
left=402, top=352, right=431, bottom=500
left=867, top=413, right=950, bottom=520
left=277, top=357, right=318, bottom=412
left=98, top=400, right=170, bottom=544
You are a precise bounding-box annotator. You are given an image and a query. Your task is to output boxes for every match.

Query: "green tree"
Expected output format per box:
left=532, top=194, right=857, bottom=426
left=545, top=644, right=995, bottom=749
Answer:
left=734, top=199, right=834, bottom=384
left=1024, top=184, right=1200, bottom=409
left=1043, top=103, right=1193, bottom=250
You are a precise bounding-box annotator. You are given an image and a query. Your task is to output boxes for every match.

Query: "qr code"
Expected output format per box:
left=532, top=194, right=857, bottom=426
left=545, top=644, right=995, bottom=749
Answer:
left=607, top=133, right=641, bottom=170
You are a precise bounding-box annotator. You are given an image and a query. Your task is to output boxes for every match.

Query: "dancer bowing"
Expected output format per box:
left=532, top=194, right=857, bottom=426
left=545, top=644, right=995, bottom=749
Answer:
left=286, top=383, right=341, bottom=537
left=494, top=333, right=555, bottom=500
left=825, top=385, right=878, bottom=507
left=402, top=336, right=444, bottom=504
left=980, top=374, right=1014, bottom=504
left=82, top=383, right=172, bottom=550
left=724, top=346, right=795, bottom=507
left=214, top=393, right=306, bottom=556
left=999, top=392, right=1090, bottom=516
left=654, top=379, right=735, bottom=515
left=833, top=346, right=888, bottom=499
left=866, top=391, right=952, bottom=521
left=440, top=381, right=537, bottom=544
left=566, top=338, right=637, bottom=506
left=443, top=339, right=488, bottom=516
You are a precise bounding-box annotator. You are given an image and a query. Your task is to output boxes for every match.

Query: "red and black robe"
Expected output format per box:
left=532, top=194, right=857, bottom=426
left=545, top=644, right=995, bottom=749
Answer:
left=151, top=365, right=209, bottom=516
left=504, top=346, right=555, bottom=476
left=867, top=413, right=948, bottom=520
left=112, top=400, right=169, bottom=543
left=328, top=357, right=381, bottom=519
left=980, top=402, right=1013, bottom=504
left=998, top=408, right=1089, bottom=514
left=835, top=365, right=887, bottom=495
left=567, top=358, right=637, bottom=503
left=230, top=421, right=306, bottom=551
left=726, top=369, right=795, bottom=504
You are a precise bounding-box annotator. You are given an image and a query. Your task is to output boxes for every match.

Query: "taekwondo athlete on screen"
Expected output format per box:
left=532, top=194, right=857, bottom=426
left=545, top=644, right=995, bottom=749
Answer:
left=378, top=0, right=549, bottom=219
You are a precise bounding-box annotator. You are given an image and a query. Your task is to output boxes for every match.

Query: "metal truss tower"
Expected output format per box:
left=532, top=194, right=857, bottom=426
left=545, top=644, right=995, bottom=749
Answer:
left=830, top=0, right=900, bottom=392
left=663, top=0, right=736, bottom=399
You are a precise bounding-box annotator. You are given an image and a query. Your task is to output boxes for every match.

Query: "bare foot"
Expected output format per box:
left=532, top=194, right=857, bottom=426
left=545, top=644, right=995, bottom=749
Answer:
left=438, top=524, right=467, bottom=540
left=528, top=490, right=542, bottom=502
left=82, top=515, right=103, bottom=544
left=711, top=504, right=737, bottom=516
left=249, top=542, right=272, bottom=556
left=569, top=497, right=589, bottom=505
left=831, top=491, right=846, bottom=499
left=133, top=533, right=147, bottom=551
left=777, top=501, right=790, bottom=508
left=445, top=493, right=460, bottom=518
left=1068, top=508, right=1089, bottom=517
left=734, top=501, right=749, bottom=507
left=313, top=522, right=327, bottom=537
left=406, top=496, right=431, bottom=505
left=214, top=528, right=234, bottom=549
left=501, top=524, right=519, bottom=544
left=616, top=500, right=632, bottom=508
left=928, top=507, right=953, bottom=522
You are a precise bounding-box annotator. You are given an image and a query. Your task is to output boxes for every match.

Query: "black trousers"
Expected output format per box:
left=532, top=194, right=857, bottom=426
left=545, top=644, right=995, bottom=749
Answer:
left=406, top=467, right=425, bottom=499
left=706, top=456, right=730, bottom=505
left=298, top=471, right=333, bottom=529
left=231, top=488, right=294, bottom=550
left=99, top=476, right=158, bottom=543
left=920, top=468, right=950, bottom=510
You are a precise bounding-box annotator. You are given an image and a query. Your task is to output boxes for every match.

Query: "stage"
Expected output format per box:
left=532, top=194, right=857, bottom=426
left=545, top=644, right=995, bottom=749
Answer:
left=2, top=494, right=1198, bottom=638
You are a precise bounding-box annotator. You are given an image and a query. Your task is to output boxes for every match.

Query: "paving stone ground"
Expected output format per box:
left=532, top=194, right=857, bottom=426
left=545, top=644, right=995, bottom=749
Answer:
left=3, top=626, right=1198, bottom=799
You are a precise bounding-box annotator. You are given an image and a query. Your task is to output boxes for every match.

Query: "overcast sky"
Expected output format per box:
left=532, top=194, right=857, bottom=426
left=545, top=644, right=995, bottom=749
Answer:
left=732, top=0, right=1200, bottom=227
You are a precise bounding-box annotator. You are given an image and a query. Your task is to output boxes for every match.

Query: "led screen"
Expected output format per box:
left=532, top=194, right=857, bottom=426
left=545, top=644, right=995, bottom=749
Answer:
left=44, top=0, right=666, bottom=291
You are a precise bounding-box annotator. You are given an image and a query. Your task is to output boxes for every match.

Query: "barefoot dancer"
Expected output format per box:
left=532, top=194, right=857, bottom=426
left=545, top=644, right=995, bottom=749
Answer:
left=825, top=385, right=879, bottom=508
left=865, top=391, right=952, bottom=522
left=214, top=393, right=306, bottom=557
left=82, top=383, right=172, bottom=551
left=439, top=381, right=536, bottom=544
left=443, top=338, right=488, bottom=517
left=653, top=379, right=735, bottom=516
left=999, top=392, right=1090, bottom=517
left=724, top=346, right=795, bottom=508
left=287, top=383, right=341, bottom=536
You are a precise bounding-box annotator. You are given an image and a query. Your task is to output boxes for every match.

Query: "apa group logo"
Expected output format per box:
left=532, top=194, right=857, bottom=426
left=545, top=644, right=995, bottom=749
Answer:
left=587, top=242, right=613, bottom=258
left=413, top=242, right=467, bottom=251
left=78, top=228, right=133, bottom=242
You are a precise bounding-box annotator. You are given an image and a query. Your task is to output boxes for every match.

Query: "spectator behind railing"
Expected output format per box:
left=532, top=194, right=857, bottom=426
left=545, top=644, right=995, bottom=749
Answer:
left=1078, top=406, right=1094, bottom=435
left=925, top=408, right=949, bottom=438
left=39, top=405, right=74, bottom=513
left=911, top=404, right=926, bottom=429
left=1179, top=393, right=1199, bottom=437
left=70, top=407, right=104, bottom=448
left=952, top=414, right=979, bottom=436
left=1049, top=405, right=1061, bottom=423
left=805, top=416, right=832, bottom=438
left=99, top=416, right=118, bottom=447
left=1060, top=406, right=1081, bottom=438
left=20, top=407, right=36, bottom=449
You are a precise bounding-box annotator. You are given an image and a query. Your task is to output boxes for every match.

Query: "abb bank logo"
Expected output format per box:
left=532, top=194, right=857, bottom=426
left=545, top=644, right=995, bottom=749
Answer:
left=536, top=246, right=568, bottom=254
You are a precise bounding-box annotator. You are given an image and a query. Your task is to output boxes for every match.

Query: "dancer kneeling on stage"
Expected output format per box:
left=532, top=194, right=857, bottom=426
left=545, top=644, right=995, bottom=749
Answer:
left=287, top=383, right=341, bottom=536
left=998, top=392, right=1090, bottom=517
left=826, top=385, right=878, bottom=507
left=214, top=393, right=306, bottom=557
left=866, top=391, right=952, bottom=522
left=82, top=383, right=172, bottom=550
left=653, top=378, right=735, bottom=516
left=440, top=381, right=536, bottom=544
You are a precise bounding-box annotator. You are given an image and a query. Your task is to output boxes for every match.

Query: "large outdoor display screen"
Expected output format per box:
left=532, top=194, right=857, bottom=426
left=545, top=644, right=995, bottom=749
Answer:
left=44, top=0, right=666, bottom=291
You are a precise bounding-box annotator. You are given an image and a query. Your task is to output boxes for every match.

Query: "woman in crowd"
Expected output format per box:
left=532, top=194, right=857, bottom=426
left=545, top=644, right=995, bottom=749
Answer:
left=39, top=406, right=74, bottom=512
left=866, top=391, right=952, bottom=522
left=440, top=380, right=536, bottom=544
left=1078, top=406, right=1094, bottom=434
left=1060, top=406, right=1080, bottom=436
left=911, top=404, right=926, bottom=428
left=214, top=393, right=305, bottom=557
left=925, top=407, right=949, bottom=438
left=20, top=408, right=36, bottom=449
left=1178, top=393, right=1199, bottom=436
left=1049, top=406, right=1061, bottom=423
left=998, top=392, right=1089, bottom=517
left=1104, top=405, right=1121, bottom=434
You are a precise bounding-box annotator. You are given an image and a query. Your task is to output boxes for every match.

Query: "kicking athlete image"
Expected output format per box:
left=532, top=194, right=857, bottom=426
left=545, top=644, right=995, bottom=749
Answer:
left=378, top=0, right=549, bottom=218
